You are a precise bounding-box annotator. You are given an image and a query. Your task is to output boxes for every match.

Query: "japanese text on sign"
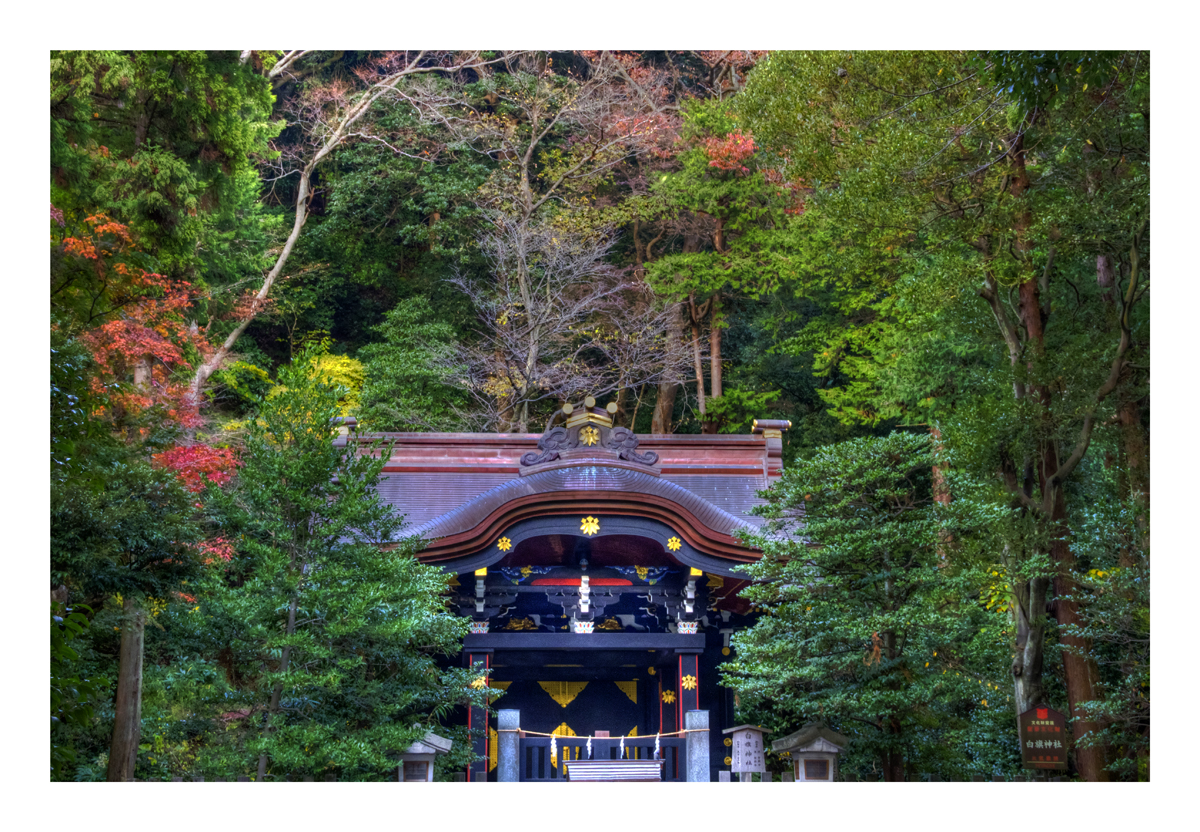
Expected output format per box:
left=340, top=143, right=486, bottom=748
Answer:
left=1018, top=705, right=1068, bottom=771
left=731, top=729, right=765, bottom=773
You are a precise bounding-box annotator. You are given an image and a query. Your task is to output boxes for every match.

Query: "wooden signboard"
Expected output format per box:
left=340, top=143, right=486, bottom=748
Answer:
left=1018, top=705, right=1068, bottom=770
left=725, top=725, right=766, bottom=773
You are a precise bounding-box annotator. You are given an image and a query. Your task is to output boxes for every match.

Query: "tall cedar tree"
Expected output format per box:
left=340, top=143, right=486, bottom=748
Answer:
left=728, top=433, right=1009, bottom=780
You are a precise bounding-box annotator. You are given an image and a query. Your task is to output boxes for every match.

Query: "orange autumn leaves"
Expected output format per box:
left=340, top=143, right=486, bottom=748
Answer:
left=62, top=212, right=211, bottom=429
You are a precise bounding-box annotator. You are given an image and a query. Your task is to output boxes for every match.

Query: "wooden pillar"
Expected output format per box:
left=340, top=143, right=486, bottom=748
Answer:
left=677, top=652, right=700, bottom=731
left=466, top=650, right=491, bottom=782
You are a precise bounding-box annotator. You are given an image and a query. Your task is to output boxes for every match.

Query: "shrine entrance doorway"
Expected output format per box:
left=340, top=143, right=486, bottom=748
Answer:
left=485, top=679, right=644, bottom=778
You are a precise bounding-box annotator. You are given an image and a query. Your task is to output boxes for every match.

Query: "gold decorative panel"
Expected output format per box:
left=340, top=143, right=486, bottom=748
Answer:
left=615, top=681, right=638, bottom=704
left=538, top=681, right=588, bottom=708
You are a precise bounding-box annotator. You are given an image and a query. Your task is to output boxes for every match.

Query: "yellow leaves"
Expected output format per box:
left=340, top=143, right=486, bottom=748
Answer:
left=981, top=699, right=988, bottom=707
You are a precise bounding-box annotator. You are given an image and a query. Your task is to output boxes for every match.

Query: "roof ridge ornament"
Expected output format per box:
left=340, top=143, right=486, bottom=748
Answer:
left=519, top=396, right=659, bottom=473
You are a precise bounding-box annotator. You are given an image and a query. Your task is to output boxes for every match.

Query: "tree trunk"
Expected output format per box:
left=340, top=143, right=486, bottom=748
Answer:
left=1052, top=535, right=1111, bottom=782
left=930, top=426, right=953, bottom=560
left=106, top=596, right=146, bottom=782
left=1101, top=254, right=1149, bottom=560
left=1011, top=571, right=1049, bottom=717
left=709, top=294, right=722, bottom=400
left=614, top=383, right=628, bottom=424
left=689, top=295, right=706, bottom=420
left=190, top=159, right=312, bottom=408
left=651, top=382, right=678, bottom=434
left=1005, top=129, right=1108, bottom=780
left=882, top=717, right=905, bottom=782
left=1118, top=396, right=1149, bottom=561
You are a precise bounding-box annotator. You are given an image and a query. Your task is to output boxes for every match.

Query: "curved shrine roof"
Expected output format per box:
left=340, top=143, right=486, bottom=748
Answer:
left=341, top=419, right=789, bottom=566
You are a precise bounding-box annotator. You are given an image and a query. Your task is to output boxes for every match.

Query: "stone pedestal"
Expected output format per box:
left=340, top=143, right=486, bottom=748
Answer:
left=497, top=709, right=520, bottom=783
left=685, top=710, right=710, bottom=782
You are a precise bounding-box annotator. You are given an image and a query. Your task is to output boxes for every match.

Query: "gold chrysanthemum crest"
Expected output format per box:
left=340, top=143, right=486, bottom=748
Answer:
left=580, top=516, right=600, bottom=536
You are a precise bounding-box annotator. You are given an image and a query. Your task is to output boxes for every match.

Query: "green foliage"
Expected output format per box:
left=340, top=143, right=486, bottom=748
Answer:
left=357, top=296, right=466, bottom=431
left=51, top=50, right=279, bottom=277
left=51, top=336, right=105, bottom=483
left=51, top=603, right=108, bottom=777
left=981, top=51, right=1128, bottom=111
left=703, top=386, right=779, bottom=434
left=210, top=360, right=274, bottom=413
left=726, top=432, right=1018, bottom=778
left=195, top=350, right=483, bottom=779
left=51, top=456, right=203, bottom=601
left=647, top=99, right=800, bottom=304
left=1059, top=482, right=1150, bottom=779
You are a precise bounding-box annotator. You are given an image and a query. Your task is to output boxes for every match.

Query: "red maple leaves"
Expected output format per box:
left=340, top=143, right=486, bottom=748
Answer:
left=702, top=130, right=757, bottom=174
left=60, top=212, right=213, bottom=430
left=195, top=536, right=236, bottom=566
left=152, top=444, right=240, bottom=493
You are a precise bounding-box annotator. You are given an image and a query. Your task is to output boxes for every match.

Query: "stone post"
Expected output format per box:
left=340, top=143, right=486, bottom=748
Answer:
left=498, top=709, right=520, bottom=783
left=685, top=710, right=710, bottom=782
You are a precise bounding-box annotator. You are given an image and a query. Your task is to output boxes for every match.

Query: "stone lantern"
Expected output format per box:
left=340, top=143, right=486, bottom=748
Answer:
left=398, top=731, right=453, bottom=782
left=771, top=723, right=846, bottom=782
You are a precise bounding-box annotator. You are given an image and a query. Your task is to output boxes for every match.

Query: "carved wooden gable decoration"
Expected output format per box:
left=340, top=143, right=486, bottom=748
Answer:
left=521, top=397, right=660, bottom=475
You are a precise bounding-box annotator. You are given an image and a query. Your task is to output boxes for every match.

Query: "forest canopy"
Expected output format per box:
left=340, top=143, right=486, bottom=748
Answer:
left=49, top=50, right=1148, bottom=783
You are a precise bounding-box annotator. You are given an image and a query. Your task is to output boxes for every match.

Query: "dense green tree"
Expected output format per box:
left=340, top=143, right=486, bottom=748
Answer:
left=50, top=50, right=278, bottom=279
left=646, top=100, right=801, bottom=427
left=735, top=50, right=1148, bottom=780
left=196, top=351, right=485, bottom=780
left=357, top=296, right=466, bottom=431
left=726, top=432, right=1012, bottom=780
